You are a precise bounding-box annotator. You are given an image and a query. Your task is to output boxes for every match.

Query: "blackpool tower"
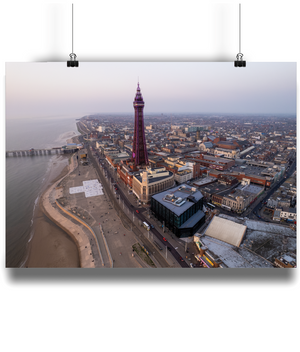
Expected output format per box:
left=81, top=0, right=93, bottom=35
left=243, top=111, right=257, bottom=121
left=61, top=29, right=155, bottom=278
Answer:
left=132, top=83, right=149, bottom=166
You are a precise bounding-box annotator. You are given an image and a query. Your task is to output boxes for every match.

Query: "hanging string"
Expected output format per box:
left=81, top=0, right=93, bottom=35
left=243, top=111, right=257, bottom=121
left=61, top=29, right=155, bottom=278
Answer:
left=72, top=3, right=74, bottom=54
left=234, top=3, right=245, bottom=67
left=239, top=3, right=241, bottom=54
left=67, top=3, right=78, bottom=67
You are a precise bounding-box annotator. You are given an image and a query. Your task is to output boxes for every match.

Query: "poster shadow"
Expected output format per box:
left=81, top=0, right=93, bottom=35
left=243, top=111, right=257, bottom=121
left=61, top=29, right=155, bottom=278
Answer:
left=7, top=266, right=295, bottom=285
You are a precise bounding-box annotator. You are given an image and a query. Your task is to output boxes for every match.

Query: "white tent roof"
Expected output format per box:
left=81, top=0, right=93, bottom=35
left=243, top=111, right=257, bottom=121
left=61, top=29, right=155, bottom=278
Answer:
left=204, top=216, right=247, bottom=247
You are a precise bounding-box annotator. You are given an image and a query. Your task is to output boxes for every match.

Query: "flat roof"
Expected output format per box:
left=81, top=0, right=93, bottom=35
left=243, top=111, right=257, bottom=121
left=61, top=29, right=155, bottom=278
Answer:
left=199, top=235, right=273, bottom=268
left=193, top=176, right=217, bottom=186
left=217, top=213, right=296, bottom=250
left=215, top=147, right=239, bottom=152
left=135, top=171, right=173, bottom=184
left=203, top=155, right=233, bottom=164
left=244, top=219, right=295, bottom=236
left=230, top=164, right=276, bottom=178
left=201, top=182, right=229, bottom=194
left=152, top=184, right=203, bottom=216
left=236, top=183, right=264, bottom=194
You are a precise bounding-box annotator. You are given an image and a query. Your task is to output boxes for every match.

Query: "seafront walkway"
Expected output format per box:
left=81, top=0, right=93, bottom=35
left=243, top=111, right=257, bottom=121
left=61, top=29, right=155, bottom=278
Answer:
left=41, top=154, right=104, bottom=268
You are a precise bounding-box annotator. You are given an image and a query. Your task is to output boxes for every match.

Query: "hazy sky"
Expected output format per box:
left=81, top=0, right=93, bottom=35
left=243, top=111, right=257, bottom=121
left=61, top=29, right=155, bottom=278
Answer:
left=6, top=62, right=296, bottom=118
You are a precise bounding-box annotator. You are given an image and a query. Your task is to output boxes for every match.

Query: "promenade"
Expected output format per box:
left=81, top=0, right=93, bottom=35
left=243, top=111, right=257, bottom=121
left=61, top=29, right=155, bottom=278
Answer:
left=41, top=154, right=103, bottom=268
left=42, top=148, right=152, bottom=268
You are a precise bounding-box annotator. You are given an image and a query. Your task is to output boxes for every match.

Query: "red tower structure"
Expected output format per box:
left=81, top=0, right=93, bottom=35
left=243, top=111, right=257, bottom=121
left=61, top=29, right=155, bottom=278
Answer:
left=132, top=83, right=148, bottom=166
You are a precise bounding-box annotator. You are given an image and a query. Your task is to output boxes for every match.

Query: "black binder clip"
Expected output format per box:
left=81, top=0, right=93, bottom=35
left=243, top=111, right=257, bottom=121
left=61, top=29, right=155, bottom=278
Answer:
left=234, top=53, right=246, bottom=67
left=67, top=53, right=79, bottom=67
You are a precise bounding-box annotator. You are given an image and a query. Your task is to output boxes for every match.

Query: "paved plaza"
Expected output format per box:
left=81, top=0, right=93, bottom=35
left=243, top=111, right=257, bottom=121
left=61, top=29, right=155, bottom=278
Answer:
left=56, top=152, right=150, bottom=268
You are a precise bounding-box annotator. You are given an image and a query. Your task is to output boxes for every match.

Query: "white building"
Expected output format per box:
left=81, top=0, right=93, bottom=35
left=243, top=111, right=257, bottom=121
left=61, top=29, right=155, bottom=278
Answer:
left=97, top=126, right=106, bottom=132
left=280, top=207, right=296, bottom=221
left=214, top=147, right=240, bottom=159
left=175, top=169, right=193, bottom=184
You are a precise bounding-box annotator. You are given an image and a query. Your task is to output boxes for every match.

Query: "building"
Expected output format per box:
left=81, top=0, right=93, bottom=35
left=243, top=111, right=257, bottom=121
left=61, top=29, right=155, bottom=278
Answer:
left=185, top=125, right=208, bottom=132
left=89, top=131, right=99, bottom=140
left=106, top=152, right=130, bottom=169
left=151, top=184, right=205, bottom=237
left=215, top=140, right=244, bottom=150
left=199, top=141, right=214, bottom=152
left=132, top=83, right=148, bottom=166
left=204, top=215, right=247, bottom=247
left=279, top=207, right=296, bottom=222
left=174, top=169, right=193, bottom=184
left=132, top=167, right=175, bottom=203
left=200, top=181, right=230, bottom=201
left=207, top=161, right=285, bottom=188
left=267, top=174, right=296, bottom=209
left=192, top=176, right=217, bottom=188
left=274, top=254, right=296, bottom=268
left=214, top=147, right=240, bottom=159
left=117, top=162, right=135, bottom=189
left=62, top=143, right=78, bottom=150
left=97, top=126, right=106, bottom=132
left=216, top=181, right=264, bottom=213
left=193, top=215, right=296, bottom=268
left=185, top=154, right=235, bottom=171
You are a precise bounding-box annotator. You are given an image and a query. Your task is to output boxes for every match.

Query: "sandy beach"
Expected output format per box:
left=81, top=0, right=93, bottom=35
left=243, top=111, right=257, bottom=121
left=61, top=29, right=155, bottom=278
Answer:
left=26, top=140, right=80, bottom=268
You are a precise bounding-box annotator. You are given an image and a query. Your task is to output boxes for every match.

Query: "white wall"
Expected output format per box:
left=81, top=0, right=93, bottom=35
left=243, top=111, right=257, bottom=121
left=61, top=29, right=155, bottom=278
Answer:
left=1, top=1, right=299, bottom=352
left=1, top=1, right=300, bottom=63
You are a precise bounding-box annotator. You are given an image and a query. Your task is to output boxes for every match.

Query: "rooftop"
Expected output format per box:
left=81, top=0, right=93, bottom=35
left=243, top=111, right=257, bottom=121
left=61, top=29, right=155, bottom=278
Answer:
left=203, top=215, right=247, bottom=247
left=202, top=155, right=234, bottom=164
left=193, top=176, right=217, bottom=187
left=152, top=184, right=203, bottom=216
left=229, top=183, right=265, bottom=198
left=197, top=235, right=274, bottom=268
left=179, top=210, right=205, bottom=229
left=134, top=168, right=173, bottom=184
left=196, top=214, right=296, bottom=268
left=201, top=182, right=229, bottom=194
left=218, top=215, right=296, bottom=263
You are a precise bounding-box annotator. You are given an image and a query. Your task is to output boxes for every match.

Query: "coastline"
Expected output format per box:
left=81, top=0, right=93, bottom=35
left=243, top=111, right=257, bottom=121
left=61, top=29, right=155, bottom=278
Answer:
left=26, top=136, right=81, bottom=268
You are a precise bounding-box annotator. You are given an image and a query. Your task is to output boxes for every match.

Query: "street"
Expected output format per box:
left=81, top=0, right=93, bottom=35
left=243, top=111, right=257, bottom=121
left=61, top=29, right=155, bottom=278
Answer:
left=87, top=145, right=190, bottom=267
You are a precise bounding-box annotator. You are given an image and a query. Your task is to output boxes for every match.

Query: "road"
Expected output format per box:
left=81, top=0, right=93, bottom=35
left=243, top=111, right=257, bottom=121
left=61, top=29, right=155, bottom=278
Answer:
left=89, top=146, right=189, bottom=268
left=250, top=156, right=296, bottom=222
left=79, top=122, right=189, bottom=267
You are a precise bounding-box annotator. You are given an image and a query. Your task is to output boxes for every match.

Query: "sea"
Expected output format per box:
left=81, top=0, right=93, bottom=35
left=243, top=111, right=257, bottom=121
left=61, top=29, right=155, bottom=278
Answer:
left=5, top=115, right=82, bottom=267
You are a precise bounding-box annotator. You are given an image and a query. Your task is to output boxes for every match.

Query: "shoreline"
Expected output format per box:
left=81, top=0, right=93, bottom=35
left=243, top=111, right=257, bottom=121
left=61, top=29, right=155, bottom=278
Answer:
left=26, top=136, right=81, bottom=268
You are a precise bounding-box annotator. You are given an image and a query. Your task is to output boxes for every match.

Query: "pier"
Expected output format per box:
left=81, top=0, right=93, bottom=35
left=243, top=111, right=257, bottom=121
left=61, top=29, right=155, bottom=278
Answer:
left=6, top=147, right=77, bottom=157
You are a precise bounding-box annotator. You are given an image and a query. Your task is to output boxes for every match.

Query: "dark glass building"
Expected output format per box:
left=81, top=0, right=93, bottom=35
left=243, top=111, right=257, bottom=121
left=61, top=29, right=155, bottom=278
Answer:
left=151, top=184, right=205, bottom=237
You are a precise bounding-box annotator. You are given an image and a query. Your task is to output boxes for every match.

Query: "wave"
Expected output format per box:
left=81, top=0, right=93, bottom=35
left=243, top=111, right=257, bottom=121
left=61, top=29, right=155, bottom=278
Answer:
left=28, top=154, right=67, bottom=232
left=31, top=195, right=40, bottom=226
left=28, top=229, right=34, bottom=244
left=21, top=156, right=57, bottom=267
left=6, top=118, right=80, bottom=267
left=19, top=250, right=30, bottom=268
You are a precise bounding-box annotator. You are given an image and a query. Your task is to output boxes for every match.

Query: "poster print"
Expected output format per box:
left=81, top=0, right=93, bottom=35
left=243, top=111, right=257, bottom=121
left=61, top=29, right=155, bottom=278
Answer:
left=6, top=62, right=296, bottom=268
